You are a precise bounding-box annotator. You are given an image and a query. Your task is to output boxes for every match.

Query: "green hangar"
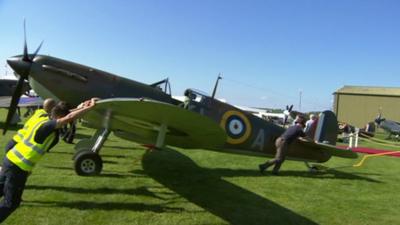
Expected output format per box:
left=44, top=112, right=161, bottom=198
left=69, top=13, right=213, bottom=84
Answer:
left=333, top=86, right=400, bottom=127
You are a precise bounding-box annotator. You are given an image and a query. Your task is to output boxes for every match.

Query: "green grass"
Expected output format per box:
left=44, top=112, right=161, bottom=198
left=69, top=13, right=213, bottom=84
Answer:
left=1, top=109, right=400, bottom=225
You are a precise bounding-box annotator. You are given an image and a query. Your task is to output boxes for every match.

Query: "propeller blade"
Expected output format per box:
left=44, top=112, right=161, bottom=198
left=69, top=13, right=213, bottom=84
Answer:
left=23, top=20, right=29, bottom=62
left=3, top=77, right=25, bottom=135
left=289, top=105, right=293, bottom=112
left=283, top=116, right=288, bottom=125
left=30, top=40, right=43, bottom=61
left=378, top=107, right=382, bottom=118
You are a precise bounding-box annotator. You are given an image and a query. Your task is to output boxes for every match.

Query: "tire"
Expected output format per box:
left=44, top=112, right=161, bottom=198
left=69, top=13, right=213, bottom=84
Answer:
left=74, top=150, right=103, bottom=176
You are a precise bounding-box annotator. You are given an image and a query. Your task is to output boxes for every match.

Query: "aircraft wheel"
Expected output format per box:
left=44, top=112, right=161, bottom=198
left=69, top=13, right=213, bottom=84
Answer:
left=74, top=150, right=103, bottom=176
left=308, top=166, right=319, bottom=173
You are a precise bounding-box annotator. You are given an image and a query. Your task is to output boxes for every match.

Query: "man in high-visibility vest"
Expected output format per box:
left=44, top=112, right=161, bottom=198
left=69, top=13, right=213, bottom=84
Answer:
left=0, top=98, right=57, bottom=191
left=5, top=98, right=57, bottom=153
left=0, top=98, right=96, bottom=222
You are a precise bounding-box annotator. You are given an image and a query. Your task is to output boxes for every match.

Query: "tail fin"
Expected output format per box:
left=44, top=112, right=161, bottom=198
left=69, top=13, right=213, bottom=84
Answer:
left=314, top=110, right=338, bottom=145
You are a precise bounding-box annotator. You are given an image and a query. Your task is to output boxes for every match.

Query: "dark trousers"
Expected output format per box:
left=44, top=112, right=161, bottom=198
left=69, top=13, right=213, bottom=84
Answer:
left=5, top=140, right=17, bottom=154
left=0, top=158, right=28, bottom=223
left=263, top=137, right=289, bottom=173
left=0, top=140, right=18, bottom=185
left=60, top=122, right=76, bottom=144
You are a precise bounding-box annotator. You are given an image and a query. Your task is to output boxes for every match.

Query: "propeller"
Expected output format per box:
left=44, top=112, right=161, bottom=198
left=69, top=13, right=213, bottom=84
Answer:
left=375, top=107, right=384, bottom=126
left=3, top=20, right=43, bottom=135
left=283, top=104, right=294, bottom=125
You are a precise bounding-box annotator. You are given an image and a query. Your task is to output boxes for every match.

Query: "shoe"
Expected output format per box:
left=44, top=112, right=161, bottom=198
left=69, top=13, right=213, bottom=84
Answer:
left=258, top=164, right=266, bottom=174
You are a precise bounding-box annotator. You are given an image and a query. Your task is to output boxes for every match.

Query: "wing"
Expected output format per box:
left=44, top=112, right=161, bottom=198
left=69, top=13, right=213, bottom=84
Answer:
left=299, top=140, right=358, bottom=159
left=82, top=98, right=227, bottom=149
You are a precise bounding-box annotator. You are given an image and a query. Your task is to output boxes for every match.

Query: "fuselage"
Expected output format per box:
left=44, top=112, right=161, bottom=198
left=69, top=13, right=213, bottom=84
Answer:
left=7, top=54, right=332, bottom=163
left=20, top=55, right=178, bottom=106
left=182, top=90, right=331, bottom=162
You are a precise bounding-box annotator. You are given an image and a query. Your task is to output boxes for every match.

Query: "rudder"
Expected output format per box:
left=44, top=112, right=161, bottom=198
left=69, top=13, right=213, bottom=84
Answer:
left=314, top=110, right=338, bottom=145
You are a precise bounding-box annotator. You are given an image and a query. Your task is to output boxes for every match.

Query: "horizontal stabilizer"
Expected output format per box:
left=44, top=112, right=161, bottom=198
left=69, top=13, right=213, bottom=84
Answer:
left=300, top=140, right=358, bottom=159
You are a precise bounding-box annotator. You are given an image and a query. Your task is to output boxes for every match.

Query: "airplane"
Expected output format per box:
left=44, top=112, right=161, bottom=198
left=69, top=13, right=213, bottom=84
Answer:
left=235, top=105, right=299, bottom=126
left=235, top=106, right=285, bottom=125
left=4, top=24, right=358, bottom=176
left=0, top=78, right=30, bottom=97
left=0, top=78, right=36, bottom=124
left=375, top=114, right=400, bottom=140
left=0, top=95, right=43, bottom=108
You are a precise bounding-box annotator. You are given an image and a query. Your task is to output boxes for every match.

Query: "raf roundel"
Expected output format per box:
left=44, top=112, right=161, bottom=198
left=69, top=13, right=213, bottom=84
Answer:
left=220, top=110, right=252, bottom=144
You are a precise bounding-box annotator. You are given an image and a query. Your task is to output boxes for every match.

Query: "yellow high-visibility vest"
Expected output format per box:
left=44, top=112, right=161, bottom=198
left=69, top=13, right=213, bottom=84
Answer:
left=12, top=109, right=48, bottom=143
left=7, top=116, right=56, bottom=171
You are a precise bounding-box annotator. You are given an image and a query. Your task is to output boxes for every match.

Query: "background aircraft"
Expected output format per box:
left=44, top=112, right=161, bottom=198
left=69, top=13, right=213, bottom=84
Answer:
left=0, top=78, right=37, bottom=124
left=375, top=114, right=400, bottom=140
left=234, top=105, right=285, bottom=124
left=4, top=26, right=357, bottom=176
left=0, top=78, right=30, bottom=97
left=235, top=104, right=300, bottom=126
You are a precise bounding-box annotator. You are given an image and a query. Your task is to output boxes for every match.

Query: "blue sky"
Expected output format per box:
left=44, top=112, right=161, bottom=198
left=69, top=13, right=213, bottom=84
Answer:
left=1, top=0, right=400, bottom=111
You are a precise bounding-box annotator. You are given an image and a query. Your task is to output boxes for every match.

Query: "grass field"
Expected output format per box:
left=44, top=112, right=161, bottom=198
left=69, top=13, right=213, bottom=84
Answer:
left=1, top=109, right=400, bottom=225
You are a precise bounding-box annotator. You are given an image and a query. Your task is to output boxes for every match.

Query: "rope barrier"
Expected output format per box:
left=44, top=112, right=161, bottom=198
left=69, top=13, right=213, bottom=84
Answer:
left=308, top=150, right=399, bottom=170
left=353, top=150, right=400, bottom=167
left=309, top=134, right=400, bottom=170
left=359, top=133, right=400, bottom=146
left=358, top=136, right=400, bottom=149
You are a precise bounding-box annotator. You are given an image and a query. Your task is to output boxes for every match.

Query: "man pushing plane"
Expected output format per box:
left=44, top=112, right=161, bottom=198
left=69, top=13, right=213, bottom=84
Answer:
left=0, top=98, right=97, bottom=223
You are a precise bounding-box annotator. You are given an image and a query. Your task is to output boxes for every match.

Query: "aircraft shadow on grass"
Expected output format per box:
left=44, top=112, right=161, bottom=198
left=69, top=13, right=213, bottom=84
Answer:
left=26, top=148, right=379, bottom=225
left=39, top=165, right=144, bottom=179
left=272, top=170, right=380, bottom=182
left=24, top=200, right=184, bottom=213
left=26, top=185, right=171, bottom=200
left=25, top=185, right=183, bottom=213
left=49, top=150, right=129, bottom=160
left=73, top=133, right=92, bottom=140
left=103, top=145, right=138, bottom=150
left=141, top=148, right=321, bottom=225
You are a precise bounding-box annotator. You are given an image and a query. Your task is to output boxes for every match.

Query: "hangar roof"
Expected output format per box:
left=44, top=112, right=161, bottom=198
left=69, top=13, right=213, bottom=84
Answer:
left=334, top=86, right=400, bottom=97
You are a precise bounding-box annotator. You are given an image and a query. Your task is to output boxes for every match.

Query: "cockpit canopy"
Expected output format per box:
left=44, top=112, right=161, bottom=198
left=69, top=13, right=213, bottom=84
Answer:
left=184, top=88, right=211, bottom=103
left=150, top=78, right=172, bottom=95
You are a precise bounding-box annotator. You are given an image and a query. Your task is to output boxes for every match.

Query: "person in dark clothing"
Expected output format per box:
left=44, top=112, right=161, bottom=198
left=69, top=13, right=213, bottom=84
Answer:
left=0, top=98, right=96, bottom=223
left=59, top=121, right=76, bottom=144
left=259, top=116, right=312, bottom=175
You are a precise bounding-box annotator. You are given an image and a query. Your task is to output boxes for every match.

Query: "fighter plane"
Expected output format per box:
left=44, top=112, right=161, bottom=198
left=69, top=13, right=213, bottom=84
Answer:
left=0, top=78, right=30, bottom=97
left=4, top=24, right=357, bottom=176
left=0, top=78, right=38, bottom=123
left=375, top=114, right=400, bottom=140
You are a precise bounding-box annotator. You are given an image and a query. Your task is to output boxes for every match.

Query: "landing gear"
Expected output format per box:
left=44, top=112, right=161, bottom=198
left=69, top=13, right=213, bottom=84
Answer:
left=72, top=121, right=167, bottom=176
left=74, top=150, right=103, bottom=176
left=304, top=162, right=327, bottom=173
left=155, top=123, right=167, bottom=149
left=73, top=128, right=110, bottom=176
